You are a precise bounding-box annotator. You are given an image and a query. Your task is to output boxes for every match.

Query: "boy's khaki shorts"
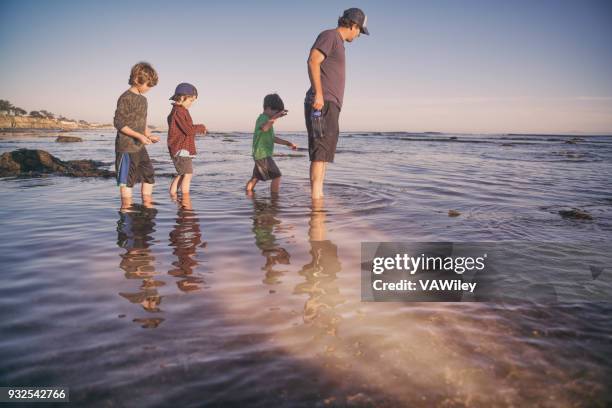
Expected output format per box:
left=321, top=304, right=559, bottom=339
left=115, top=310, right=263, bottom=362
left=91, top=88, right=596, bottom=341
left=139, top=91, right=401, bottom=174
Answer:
left=172, top=156, right=193, bottom=175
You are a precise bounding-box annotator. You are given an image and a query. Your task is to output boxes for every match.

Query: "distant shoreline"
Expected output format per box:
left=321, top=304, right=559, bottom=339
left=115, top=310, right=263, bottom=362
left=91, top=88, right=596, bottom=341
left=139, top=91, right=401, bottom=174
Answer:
left=0, top=126, right=610, bottom=138
left=0, top=114, right=113, bottom=131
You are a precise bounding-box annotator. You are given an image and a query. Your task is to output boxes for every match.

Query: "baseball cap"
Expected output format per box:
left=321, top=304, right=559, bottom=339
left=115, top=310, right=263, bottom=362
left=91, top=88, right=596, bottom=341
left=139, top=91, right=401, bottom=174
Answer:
left=342, top=8, right=369, bottom=35
left=170, top=82, right=198, bottom=100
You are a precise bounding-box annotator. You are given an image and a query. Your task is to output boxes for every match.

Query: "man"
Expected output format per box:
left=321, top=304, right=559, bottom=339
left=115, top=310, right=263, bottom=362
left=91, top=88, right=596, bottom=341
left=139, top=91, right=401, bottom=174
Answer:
left=305, top=8, right=369, bottom=199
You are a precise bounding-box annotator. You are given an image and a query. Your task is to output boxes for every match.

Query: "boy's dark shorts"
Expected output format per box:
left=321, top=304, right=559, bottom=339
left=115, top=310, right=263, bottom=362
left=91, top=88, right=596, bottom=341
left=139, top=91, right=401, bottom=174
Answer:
left=304, top=101, right=341, bottom=163
left=172, top=156, right=193, bottom=175
left=252, top=157, right=281, bottom=181
left=116, top=148, right=155, bottom=188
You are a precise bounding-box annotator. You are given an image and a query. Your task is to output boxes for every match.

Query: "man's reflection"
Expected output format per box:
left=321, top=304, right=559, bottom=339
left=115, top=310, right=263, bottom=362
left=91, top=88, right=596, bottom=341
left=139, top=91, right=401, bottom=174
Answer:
left=116, top=196, right=164, bottom=328
left=168, top=194, right=205, bottom=292
left=294, top=199, right=344, bottom=336
left=250, top=194, right=290, bottom=286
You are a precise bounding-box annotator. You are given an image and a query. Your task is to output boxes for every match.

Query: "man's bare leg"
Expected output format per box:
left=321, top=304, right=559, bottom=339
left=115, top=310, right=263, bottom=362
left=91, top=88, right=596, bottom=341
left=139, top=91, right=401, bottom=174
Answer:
left=310, top=161, right=327, bottom=199
left=309, top=198, right=326, bottom=241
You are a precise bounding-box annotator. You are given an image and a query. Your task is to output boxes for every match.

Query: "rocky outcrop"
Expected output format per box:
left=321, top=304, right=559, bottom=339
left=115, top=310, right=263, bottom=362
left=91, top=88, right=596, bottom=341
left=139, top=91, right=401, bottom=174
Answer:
left=0, top=149, right=114, bottom=178
left=56, top=135, right=83, bottom=143
left=0, top=115, right=75, bottom=130
left=0, top=115, right=113, bottom=130
left=558, top=209, right=593, bottom=220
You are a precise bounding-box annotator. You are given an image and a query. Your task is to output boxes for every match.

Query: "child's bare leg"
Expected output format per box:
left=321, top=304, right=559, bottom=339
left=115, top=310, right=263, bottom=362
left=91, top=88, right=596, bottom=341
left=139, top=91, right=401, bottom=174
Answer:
left=142, top=182, right=154, bottom=197
left=120, top=185, right=133, bottom=199
left=181, top=193, right=193, bottom=210
left=271, top=176, right=281, bottom=194
left=141, top=183, right=154, bottom=207
left=246, top=177, right=258, bottom=192
left=180, top=173, right=193, bottom=194
left=120, top=192, right=133, bottom=210
left=170, top=175, right=182, bottom=196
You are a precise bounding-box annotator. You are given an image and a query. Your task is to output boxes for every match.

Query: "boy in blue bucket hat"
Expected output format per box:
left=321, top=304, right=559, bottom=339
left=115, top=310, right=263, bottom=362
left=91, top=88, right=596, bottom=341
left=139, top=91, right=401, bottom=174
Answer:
left=167, top=82, right=208, bottom=198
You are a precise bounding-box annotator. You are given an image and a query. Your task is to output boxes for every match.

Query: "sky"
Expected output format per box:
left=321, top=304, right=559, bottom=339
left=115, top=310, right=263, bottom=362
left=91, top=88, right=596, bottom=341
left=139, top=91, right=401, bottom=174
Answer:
left=1, top=0, right=611, bottom=133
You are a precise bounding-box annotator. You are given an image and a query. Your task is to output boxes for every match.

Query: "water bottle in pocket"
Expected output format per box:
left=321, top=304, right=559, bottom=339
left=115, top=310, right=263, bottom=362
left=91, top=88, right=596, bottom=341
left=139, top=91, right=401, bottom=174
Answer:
left=311, top=109, right=325, bottom=139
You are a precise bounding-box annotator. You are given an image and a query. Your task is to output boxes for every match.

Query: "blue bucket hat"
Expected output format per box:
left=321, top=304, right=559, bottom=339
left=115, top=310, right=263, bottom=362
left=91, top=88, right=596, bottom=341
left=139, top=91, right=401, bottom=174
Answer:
left=170, top=82, right=198, bottom=100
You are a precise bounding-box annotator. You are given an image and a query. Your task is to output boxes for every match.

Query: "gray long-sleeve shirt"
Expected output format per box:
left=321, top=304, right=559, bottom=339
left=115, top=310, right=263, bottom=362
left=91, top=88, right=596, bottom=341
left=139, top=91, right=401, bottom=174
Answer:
left=113, top=90, right=147, bottom=153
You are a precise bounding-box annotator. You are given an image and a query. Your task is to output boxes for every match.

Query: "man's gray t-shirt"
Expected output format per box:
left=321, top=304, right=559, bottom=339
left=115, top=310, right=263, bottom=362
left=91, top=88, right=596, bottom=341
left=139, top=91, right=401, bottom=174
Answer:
left=113, top=90, right=147, bottom=153
left=306, top=29, right=346, bottom=109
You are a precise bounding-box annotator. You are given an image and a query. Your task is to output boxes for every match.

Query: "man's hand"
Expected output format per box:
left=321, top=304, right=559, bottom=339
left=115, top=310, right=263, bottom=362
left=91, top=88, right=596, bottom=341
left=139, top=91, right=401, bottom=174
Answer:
left=312, top=93, right=324, bottom=110
left=289, top=142, right=298, bottom=150
left=149, top=135, right=160, bottom=143
left=144, top=128, right=152, bottom=137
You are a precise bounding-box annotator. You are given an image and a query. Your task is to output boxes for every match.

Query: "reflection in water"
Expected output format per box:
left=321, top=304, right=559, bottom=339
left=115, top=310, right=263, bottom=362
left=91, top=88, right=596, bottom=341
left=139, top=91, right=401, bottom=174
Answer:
left=168, top=194, right=206, bottom=292
left=294, top=199, right=344, bottom=336
left=116, top=199, right=164, bottom=328
left=250, top=194, right=291, bottom=286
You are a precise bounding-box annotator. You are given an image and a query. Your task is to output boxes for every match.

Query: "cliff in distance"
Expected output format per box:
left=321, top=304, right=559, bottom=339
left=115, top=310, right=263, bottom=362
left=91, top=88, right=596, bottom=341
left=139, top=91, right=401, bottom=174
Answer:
left=0, top=115, right=112, bottom=130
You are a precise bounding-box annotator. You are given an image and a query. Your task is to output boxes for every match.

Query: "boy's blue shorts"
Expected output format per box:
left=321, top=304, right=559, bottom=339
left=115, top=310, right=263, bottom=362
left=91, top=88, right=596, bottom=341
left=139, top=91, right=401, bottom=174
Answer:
left=116, top=148, right=155, bottom=188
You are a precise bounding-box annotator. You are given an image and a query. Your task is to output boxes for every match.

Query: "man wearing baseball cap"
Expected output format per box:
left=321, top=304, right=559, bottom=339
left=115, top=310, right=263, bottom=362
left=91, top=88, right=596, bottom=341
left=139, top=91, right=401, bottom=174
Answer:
left=305, top=8, right=369, bottom=200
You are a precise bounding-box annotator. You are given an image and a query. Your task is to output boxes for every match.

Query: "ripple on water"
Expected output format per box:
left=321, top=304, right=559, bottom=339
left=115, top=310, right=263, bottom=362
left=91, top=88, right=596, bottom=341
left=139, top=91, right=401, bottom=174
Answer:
left=1, top=132, right=611, bottom=406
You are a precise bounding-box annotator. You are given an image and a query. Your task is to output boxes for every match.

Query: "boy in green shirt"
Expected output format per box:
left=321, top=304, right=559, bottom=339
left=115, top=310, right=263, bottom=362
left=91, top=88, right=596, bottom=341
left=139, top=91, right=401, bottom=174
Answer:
left=246, top=94, right=297, bottom=194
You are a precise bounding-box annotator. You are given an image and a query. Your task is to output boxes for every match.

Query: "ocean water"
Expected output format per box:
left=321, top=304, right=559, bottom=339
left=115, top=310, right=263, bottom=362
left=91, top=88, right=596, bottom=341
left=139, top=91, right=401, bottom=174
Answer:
left=0, top=130, right=611, bottom=407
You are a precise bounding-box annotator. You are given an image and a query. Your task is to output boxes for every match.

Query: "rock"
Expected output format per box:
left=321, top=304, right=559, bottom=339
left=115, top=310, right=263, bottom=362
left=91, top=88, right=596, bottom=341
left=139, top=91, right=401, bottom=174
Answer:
left=56, top=135, right=83, bottom=143
left=558, top=209, right=593, bottom=220
left=0, top=148, right=114, bottom=178
left=448, top=209, right=461, bottom=217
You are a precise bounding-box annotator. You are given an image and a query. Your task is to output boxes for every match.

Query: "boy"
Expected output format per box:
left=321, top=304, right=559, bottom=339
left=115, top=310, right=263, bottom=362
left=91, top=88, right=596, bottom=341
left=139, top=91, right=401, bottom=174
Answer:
left=113, top=62, right=159, bottom=208
left=246, top=93, right=297, bottom=194
left=167, top=82, right=207, bottom=197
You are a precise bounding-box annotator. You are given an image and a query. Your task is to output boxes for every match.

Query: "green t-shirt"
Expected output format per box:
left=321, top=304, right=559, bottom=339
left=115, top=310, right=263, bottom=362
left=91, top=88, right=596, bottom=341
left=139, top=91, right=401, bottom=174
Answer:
left=252, top=114, right=274, bottom=160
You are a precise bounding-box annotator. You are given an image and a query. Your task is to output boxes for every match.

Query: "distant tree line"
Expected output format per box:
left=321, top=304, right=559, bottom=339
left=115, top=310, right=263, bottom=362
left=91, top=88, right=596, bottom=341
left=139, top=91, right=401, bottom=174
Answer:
left=0, top=99, right=87, bottom=124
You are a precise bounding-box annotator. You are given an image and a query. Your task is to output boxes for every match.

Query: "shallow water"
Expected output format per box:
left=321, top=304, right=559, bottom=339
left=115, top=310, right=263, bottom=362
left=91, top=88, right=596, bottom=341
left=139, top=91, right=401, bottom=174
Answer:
left=0, top=130, right=611, bottom=407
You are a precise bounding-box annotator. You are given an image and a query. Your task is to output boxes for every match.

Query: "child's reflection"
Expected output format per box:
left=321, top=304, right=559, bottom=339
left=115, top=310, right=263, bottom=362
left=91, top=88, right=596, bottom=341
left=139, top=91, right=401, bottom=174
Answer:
left=250, top=194, right=291, bottom=286
left=168, top=194, right=206, bottom=292
left=294, top=199, right=344, bottom=336
left=116, top=197, right=164, bottom=328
